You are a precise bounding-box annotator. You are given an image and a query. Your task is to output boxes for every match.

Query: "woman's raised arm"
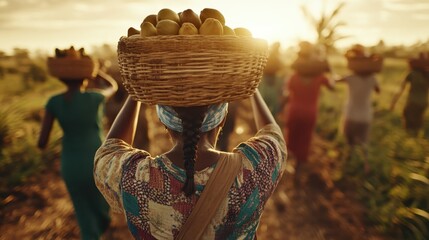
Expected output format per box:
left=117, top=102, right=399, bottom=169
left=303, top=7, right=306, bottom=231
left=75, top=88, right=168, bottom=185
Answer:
left=251, top=89, right=277, bottom=129
left=105, top=96, right=141, bottom=145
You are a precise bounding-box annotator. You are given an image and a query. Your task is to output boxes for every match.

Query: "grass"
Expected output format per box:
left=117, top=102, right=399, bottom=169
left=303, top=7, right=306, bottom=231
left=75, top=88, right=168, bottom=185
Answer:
left=316, top=57, right=429, bottom=239
left=0, top=73, right=63, bottom=198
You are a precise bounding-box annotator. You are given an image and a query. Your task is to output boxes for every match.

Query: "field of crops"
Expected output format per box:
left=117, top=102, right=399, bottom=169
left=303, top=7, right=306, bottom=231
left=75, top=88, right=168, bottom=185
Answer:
left=0, top=54, right=428, bottom=239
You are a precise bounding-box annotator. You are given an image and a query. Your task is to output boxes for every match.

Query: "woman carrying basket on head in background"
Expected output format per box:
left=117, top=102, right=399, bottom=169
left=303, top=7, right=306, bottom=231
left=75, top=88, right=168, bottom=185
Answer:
left=337, top=44, right=382, bottom=173
left=94, top=7, right=287, bottom=239
left=338, top=45, right=382, bottom=146
left=391, top=52, right=429, bottom=137
left=282, top=41, right=334, bottom=184
left=38, top=46, right=118, bottom=240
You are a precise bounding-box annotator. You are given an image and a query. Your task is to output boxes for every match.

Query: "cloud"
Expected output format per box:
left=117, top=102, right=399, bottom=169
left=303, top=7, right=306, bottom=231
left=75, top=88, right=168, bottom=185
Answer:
left=0, top=0, right=201, bottom=30
left=0, top=0, right=160, bottom=25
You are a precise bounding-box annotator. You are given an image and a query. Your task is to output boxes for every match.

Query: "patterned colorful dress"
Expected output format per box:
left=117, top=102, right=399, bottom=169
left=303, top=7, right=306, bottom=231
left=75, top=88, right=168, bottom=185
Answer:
left=284, top=73, right=329, bottom=162
left=94, top=124, right=287, bottom=239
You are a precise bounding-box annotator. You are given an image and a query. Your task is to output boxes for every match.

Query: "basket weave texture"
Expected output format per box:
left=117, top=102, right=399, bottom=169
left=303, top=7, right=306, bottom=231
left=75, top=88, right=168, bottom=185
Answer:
left=347, top=57, right=383, bottom=73
left=47, top=57, right=98, bottom=79
left=117, top=35, right=268, bottom=106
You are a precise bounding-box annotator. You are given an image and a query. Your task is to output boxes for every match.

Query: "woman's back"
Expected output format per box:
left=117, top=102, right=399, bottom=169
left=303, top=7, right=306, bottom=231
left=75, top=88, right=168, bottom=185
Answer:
left=95, top=124, right=286, bottom=239
left=287, top=73, right=329, bottom=112
left=406, top=70, right=429, bottom=106
left=47, top=91, right=105, bottom=153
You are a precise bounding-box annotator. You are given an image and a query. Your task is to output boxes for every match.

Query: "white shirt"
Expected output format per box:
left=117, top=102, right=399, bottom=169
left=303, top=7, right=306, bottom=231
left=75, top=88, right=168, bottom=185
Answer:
left=344, top=74, right=378, bottom=122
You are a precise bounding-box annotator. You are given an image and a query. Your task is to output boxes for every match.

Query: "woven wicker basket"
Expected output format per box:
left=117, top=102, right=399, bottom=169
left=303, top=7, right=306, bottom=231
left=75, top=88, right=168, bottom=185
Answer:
left=291, top=58, right=329, bottom=76
left=347, top=57, right=383, bottom=73
left=47, top=57, right=98, bottom=79
left=117, top=35, right=268, bottom=106
left=409, top=58, right=429, bottom=70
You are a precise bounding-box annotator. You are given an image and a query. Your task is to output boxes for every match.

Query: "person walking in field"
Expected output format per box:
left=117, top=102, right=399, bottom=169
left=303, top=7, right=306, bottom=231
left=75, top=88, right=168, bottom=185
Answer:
left=391, top=52, right=429, bottom=136
left=339, top=44, right=382, bottom=172
left=38, top=47, right=118, bottom=240
left=259, top=42, right=287, bottom=120
left=337, top=45, right=382, bottom=146
left=283, top=42, right=334, bottom=182
left=337, top=73, right=380, bottom=145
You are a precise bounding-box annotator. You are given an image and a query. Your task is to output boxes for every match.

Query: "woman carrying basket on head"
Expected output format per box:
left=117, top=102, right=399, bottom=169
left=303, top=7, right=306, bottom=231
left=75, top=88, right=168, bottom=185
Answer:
left=282, top=42, right=334, bottom=183
left=391, top=52, right=429, bottom=136
left=93, top=8, right=287, bottom=238
left=38, top=47, right=118, bottom=240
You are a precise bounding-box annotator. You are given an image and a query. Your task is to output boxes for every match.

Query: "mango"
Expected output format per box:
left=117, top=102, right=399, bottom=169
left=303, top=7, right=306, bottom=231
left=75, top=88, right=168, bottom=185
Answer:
left=234, top=27, right=252, bottom=37
left=140, top=22, right=157, bottom=37
left=156, top=19, right=180, bottom=35
left=143, top=14, right=158, bottom=26
left=180, top=9, right=201, bottom=28
left=200, top=8, right=225, bottom=26
left=223, top=26, right=235, bottom=35
left=179, top=22, right=198, bottom=35
left=127, top=27, right=140, bottom=37
left=66, top=46, right=80, bottom=59
left=55, top=48, right=67, bottom=58
left=157, top=8, right=180, bottom=24
left=199, top=18, right=223, bottom=35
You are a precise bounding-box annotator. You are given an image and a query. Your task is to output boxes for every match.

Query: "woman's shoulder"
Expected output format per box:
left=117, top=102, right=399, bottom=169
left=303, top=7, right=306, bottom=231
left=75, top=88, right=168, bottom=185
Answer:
left=45, top=93, right=65, bottom=107
left=234, top=124, right=286, bottom=169
left=48, top=92, right=64, bottom=101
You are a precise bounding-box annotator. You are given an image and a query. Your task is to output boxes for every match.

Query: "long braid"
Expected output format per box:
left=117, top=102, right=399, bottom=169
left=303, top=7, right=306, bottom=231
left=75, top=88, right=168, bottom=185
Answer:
left=175, top=106, right=207, bottom=196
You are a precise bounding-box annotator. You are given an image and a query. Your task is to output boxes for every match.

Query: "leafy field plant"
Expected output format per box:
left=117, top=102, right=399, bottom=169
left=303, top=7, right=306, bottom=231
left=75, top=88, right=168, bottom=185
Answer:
left=319, top=100, right=429, bottom=239
left=316, top=58, right=429, bottom=239
left=0, top=102, right=61, bottom=195
left=0, top=73, right=62, bottom=201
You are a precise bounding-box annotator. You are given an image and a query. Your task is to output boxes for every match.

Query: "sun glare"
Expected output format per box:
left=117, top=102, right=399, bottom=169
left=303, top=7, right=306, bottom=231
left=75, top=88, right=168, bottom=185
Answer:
left=219, top=1, right=317, bottom=46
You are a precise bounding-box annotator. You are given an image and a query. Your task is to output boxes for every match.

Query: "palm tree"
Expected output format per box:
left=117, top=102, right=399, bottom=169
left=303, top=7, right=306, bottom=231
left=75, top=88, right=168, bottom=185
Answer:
left=301, top=1, right=347, bottom=53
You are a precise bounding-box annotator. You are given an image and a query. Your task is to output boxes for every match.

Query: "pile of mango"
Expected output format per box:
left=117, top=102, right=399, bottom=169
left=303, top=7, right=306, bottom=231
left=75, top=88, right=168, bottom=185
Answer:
left=54, top=46, right=90, bottom=59
left=127, top=8, right=252, bottom=37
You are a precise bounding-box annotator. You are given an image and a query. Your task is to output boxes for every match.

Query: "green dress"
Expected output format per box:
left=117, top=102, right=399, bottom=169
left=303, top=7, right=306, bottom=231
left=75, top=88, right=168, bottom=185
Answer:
left=46, top=91, right=110, bottom=240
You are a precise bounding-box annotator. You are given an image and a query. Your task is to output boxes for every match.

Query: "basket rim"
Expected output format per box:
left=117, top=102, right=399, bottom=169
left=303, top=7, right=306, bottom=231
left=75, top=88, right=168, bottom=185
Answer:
left=119, top=34, right=267, bottom=41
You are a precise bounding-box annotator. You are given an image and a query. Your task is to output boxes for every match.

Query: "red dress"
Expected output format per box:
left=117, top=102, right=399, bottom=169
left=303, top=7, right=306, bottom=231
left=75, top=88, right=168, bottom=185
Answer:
left=284, top=73, right=329, bottom=162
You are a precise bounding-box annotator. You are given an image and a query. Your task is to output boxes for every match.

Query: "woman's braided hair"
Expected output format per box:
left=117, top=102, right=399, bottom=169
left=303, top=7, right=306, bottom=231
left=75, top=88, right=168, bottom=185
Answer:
left=174, top=106, right=208, bottom=196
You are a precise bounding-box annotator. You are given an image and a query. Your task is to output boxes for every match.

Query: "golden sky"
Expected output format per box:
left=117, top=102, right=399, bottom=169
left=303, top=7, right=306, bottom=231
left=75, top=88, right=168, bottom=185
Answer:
left=0, top=0, right=428, bottom=54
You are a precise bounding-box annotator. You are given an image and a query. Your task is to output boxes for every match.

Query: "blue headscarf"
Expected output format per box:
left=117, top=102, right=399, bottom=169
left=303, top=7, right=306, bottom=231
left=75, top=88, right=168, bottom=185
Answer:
left=156, top=103, right=228, bottom=133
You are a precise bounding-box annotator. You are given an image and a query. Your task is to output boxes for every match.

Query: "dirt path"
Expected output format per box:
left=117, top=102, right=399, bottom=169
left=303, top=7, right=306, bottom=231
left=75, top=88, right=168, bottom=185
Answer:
left=257, top=136, right=385, bottom=240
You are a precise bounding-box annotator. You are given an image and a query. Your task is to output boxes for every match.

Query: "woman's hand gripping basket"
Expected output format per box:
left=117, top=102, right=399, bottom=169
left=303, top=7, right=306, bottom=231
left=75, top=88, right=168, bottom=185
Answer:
left=117, top=8, right=269, bottom=106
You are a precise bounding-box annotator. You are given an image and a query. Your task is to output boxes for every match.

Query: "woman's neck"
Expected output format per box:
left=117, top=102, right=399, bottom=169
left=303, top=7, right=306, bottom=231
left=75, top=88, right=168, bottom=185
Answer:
left=165, top=133, right=222, bottom=170
left=67, top=85, right=84, bottom=92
